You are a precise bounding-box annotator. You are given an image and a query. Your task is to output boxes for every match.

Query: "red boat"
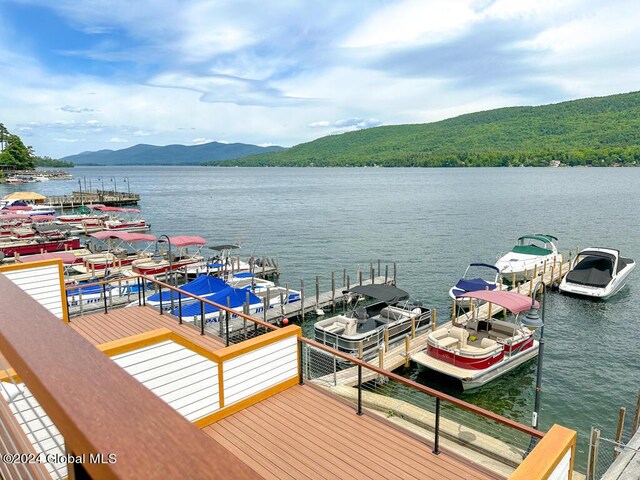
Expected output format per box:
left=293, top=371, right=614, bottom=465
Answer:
left=72, top=231, right=157, bottom=273
left=0, top=237, right=81, bottom=257
left=412, top=290, right=540, bottom=390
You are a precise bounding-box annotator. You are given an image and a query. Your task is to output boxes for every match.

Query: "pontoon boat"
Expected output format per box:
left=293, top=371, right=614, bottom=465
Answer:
left=314, top=284, right=432, bottom=360
left=412, top=290, right=539, bottom=390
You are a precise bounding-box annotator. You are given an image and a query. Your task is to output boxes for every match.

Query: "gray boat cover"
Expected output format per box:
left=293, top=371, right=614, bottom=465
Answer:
left=347, top=284, right=409, bottom=304
left=565, top=254, right=614, bottom=288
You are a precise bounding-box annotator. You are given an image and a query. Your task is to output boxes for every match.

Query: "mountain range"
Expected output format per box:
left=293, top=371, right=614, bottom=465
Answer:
left=215, top=90, right=640, bottom=167
left=62, top=141, right=285, bottom=166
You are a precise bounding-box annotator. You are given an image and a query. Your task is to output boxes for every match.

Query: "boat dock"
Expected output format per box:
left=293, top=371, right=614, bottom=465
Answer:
left=47, top=189, right=140, bottom=208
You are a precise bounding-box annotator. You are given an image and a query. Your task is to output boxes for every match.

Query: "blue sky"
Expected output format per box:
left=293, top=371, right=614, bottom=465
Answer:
left=2, top=0, right=640, bottom=158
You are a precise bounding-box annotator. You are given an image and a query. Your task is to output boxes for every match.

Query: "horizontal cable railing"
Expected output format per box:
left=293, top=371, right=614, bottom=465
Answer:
left=300, top=337, right=543, bottom=474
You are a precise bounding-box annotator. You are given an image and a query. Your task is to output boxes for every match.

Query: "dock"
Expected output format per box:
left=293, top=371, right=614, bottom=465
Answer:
left=47, top=189, right=140, bottom=208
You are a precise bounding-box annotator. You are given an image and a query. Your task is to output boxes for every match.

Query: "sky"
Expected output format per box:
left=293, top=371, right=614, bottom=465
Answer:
left=1, top=0, right=640, bottom=159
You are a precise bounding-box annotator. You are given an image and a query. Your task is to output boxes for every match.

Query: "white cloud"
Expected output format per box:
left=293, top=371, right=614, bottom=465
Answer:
left=108, top=137, right=128, bottom=143
left=192, top=137, right=212, bottom=145
left=309, top=121, right=330, bottom=128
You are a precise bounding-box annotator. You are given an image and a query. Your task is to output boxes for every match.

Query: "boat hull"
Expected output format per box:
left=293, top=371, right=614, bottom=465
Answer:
left=0, top=238, right=81, bottom=257
left=412, top=340, right=539, bottom=390
left=559, top=262, right=635, bottom=299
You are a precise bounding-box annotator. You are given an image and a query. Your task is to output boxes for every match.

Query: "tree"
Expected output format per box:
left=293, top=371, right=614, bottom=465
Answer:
left=0, top=134, right=35, bottom=170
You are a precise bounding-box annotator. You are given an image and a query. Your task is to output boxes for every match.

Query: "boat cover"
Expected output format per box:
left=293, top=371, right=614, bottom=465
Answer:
left=459, top=290, right=538, bottom=314
left=565, top=254, right=614, bottom=288
left=174, top=287, right=261, bottom=317
left=147, top=274, right=228, bottom=303
left=348, top=284, right=409, bottom=304
left=453, top=278, right=497, bottom=295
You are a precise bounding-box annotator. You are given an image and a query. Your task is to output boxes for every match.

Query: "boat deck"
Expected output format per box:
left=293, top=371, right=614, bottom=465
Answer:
left=66, top=306, right=501, bottom=480
left=205, top=384, right=500, bottom=480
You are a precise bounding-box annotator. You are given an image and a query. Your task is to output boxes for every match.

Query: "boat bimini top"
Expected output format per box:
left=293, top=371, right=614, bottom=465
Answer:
left=512, top=234, right=557, bottom=256
left=458, top=290, right=539, bottom=314
left=346, top=284, right=410, bottom=304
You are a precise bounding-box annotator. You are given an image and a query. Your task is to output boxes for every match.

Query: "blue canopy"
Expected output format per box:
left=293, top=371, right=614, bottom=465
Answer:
left=147, top=274, right=228, bottom=303
left=174, top=286, right=261, bottom=317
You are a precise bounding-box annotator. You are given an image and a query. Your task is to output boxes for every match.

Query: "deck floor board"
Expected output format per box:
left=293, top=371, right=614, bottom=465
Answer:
left=68, top=306, right=225, bottom=351
left=205, top=385, right=500, bottom=480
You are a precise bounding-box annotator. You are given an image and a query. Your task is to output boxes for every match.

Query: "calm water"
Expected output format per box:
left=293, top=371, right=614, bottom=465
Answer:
left=5, top=166, right=639, bottom=467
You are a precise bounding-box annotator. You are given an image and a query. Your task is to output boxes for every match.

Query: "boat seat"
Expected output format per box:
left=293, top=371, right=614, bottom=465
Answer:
left=324, top=322, right=345, bottom=334
left=437, top=337, right=459, bottom=349
left=488, top=320, right=517, bottom=339
left=480, top=338, right=497, bottom=348
left=354, top=306, right=368, bottom=322
left=449, top=326, right=469, bottom=347
left=379, top=306, right=407, bottom=322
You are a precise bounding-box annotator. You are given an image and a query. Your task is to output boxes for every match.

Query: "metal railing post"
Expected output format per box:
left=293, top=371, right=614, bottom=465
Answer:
left=178, top=294, right=183, bottom=324
left=102, top=284, right=108, bottom=314
left=226, top=297, right=231, bottom=346
left=137, top=277, right=142, bottom=306
left=142, top=280, right=146, bottom=306
left=158, top=284, right=163, bottom=314
left=298, top=340, right=304, bottom=385
left=433, top=397, right=441, bottom=454
left=357, top=364, right=363, bottom=416
left=200, top=301, right=205, bottom=335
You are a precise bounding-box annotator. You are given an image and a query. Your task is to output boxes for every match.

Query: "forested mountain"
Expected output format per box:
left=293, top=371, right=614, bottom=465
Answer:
left=220, top=91, right=640, bottom=167
left=63, top=141, right=284, bottom=165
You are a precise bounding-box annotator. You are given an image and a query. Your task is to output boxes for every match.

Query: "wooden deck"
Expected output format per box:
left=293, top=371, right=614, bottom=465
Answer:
left=68, top=305, right=225, bottom=350
left=204, top=384, right=501, bottom=480
left=66, top=306, right=503, bottom=480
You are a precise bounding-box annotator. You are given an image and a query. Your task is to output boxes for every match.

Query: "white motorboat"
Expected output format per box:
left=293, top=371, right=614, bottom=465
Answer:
left=412, top=290, right=539, bottom=390
left=131, top=236, right=205, bottom=276
left=559, top=248, right=635, bottom=300
left=495, top=234, right=561, bottom=281
left=449, top=263, right=502, bottom=308
left=184, top=244, right=251, bottom=279
left=314, top=284, right=432, bottom=361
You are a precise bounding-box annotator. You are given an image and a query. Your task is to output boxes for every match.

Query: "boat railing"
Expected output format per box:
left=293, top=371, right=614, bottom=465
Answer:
left=298, top=335, right=573, bottom=477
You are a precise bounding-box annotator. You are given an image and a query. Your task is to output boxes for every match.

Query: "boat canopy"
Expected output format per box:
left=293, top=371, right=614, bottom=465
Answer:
left=469, top=263, right=500, bottom=272
left=0, top=214, right=31, bottom=220
left=90, top=231, right=156, bottom=243
left=208, top=244, right=241, bottom=251
left=17, top=252, right=79, bottom=264
left=348, top=284, right=410, bottom=304
left=31, top=215, right=56, bottom=222
left=175, top=286, right=261, bottom=317
left=165, top=236, right=206, bottom=247
left=517, top=234, right=558, bottom=243
left=2, top=192, right=46, bottom=201
left=4, top=205, right=32, bottom=211
left=147, top=274, right=228, bottom=303
left=512, top=245, right=553, bottom=256
left=458, top=290, right=538, bottom=314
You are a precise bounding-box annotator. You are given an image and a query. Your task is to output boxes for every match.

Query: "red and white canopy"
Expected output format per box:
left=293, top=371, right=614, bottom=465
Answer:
left=164, top=236, right=206, bottom=247
left=458, top=290, right=539, bottom=314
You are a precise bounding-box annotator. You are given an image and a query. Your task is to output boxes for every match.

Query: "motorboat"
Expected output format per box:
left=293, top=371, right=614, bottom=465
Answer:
left=314, top=284, right=432, bottom=360
left=411, top=290, right=539, bottom=390
left=56, top=205, right=109, bottom=233
left=131, top=235, right=206, bottom=276
left=66, top=271, right=146, bottom=308
left=0, top=199, right=56, bottom=216
left=559, top=248, right=635, bottom=300
left=449, top=263, right=502, bottom=308
left=141, top=274, right=229, bottom=308
left=173, top=286, right=263, bottom=324
left=495, top=234, right=561, bottom=281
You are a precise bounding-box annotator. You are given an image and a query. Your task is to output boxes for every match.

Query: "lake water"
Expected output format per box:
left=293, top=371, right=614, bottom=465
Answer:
left=4, top=166, right=639, bottom=468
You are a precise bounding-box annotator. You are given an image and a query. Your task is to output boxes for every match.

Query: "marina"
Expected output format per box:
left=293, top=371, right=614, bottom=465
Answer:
left=0, top=165, right=639, bottom=478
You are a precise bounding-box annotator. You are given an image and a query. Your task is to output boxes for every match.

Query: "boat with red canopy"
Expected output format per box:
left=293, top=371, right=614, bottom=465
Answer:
left=71, top=231, right=157, bottom=274
left=95, top=206, right=150, bottom=233
left=411, top=290, right=540, bottom=390
left=131, top=235, right=206, bottom=276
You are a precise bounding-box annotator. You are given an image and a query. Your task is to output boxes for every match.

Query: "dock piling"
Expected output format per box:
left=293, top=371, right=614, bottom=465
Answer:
left=331, top=272, right=336, bottom=311
left=300, top=280, right=305, bottom=321
left=615, top=407, right=626, bottom=459
left=404, top=335, right=411, bottom=368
